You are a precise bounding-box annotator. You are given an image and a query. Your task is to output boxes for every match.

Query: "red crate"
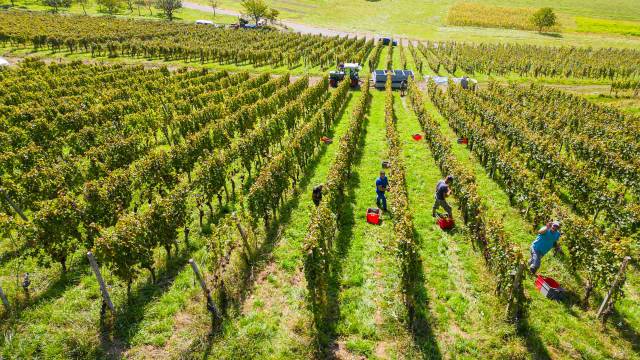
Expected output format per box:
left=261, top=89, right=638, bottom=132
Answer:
left=437, top=217, right=454, bottom=230
left=535, top=275, right=564, bottom=300
left=366, top=208, right=381, bottom=225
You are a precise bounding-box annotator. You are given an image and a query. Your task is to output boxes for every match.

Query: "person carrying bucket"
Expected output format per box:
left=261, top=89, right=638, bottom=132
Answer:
left=432, top=175, right=453, bottom=218
left=528, top=221, right=562, bottom=275
left=375, top=170, right=389, bottom=211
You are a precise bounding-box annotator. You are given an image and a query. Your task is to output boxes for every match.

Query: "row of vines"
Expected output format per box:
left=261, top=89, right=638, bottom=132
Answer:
left=429, top=81, right=636, bottom=314
left=0, top=11, right=371, bottom=70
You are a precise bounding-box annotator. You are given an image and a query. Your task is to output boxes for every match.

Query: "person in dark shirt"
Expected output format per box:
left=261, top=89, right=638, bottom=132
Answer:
left=460, top=76, right=469, bottom=90
left=432, top=175, right=453, bottom=218
left=312, top=184, right=323, bottom=206
left=375, top=171, right=389, bottom=211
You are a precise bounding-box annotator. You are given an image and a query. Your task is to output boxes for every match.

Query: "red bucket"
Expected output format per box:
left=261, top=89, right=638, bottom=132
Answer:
left=535, top=275, right=564, bottom=300
left=412, top=133, right=423, bottom=141
left=437, top=217, right=454, bottom=230
left=366, top=208, right=381, bottom=225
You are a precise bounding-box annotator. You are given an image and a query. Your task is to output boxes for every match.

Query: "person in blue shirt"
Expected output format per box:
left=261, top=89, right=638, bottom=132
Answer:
left=529, top=221, right=562, bottom=274
left=432, top=175, right=453, bottom=218
left=375, top=170, right=389, bottom=211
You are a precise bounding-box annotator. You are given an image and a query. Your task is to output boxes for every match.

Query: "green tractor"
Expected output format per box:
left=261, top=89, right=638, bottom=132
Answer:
left=329, top=63, right=361, bottom=88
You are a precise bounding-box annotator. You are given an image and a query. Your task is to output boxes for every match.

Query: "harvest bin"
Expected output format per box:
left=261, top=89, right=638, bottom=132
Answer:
left=437, top=217, right=454, bottom=230
left=535, top=275, right=565, bottom=300
left=366, top=208, right=381, bottom=225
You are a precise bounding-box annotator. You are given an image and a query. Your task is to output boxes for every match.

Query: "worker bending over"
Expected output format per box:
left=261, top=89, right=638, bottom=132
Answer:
left=432, top=175, right=453, bottom=218
left=461, top=75, right=469, bottom=90
left=529, top=221, right=562, bottom=275
left=312, top=185, right=323, bottom=206
left=376, top=171, right=389, bottom=211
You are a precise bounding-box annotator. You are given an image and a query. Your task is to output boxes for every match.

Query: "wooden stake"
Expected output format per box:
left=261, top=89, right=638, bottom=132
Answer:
left=188, top=259, right=219, bottom=317
left=232, top=212, right=253, bottom=260
left=597, top=256, right=632, bottom=319
left=506, top=262, right=525, bottom=322
left=0, top=283, right=10, bottom=311
left=87, top=252, right=115, bottom=313
left=1, top=189, right=28, bottom=222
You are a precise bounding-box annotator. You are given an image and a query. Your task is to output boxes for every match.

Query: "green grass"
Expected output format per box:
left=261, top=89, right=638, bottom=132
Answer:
left=395, top=92, right=529, bottom=358
left=575, top=17, right=640, bottom=36
left=332, top=88, right=404, bottom=357
left=188, top=0, right=640, bottom=49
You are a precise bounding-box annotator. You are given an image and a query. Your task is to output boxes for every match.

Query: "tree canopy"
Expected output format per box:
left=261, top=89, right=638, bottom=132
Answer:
left=241, top=0, right=269, bottom=25
left=156, top=0, right=182, bottom=21
left=531, top=7, right=557, bottom=33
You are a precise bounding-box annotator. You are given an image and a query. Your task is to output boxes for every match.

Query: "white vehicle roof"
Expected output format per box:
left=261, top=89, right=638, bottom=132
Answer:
left=0, top=57, right=9, bottom=67
left=343, top=63, right=361, bottom=70
left=195, top=20, right=214, bottom=25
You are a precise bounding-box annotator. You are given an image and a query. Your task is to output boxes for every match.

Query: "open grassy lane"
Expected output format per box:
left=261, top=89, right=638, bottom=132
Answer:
left=327, top=89, right=417, bottom=359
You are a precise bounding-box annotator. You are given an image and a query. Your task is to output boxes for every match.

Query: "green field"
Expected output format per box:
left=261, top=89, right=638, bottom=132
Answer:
left=186, top=0, right=640, bottom=48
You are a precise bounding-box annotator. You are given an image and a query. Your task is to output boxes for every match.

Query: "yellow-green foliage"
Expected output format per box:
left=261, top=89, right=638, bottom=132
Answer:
left=447, top=2, right=561, bottom=32
left=575, top=17, right=640, bottom=37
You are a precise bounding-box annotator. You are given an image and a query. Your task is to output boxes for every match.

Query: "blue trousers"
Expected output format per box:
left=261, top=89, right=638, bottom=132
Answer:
left=376, top=192, right=387, bottom=210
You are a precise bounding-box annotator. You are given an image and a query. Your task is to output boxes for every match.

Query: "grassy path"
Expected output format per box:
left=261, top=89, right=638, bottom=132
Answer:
left=328, top=89, right=418, bottom=359
left=422, top=92, right=640, bottom=359
left=394, top=94, right=527, bottom=358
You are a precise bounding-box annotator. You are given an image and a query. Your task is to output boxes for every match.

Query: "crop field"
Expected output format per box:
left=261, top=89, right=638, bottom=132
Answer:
left=0, top=6, right=639, bottom=360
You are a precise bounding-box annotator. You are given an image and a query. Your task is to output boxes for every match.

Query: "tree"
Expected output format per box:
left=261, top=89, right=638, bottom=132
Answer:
left=75, top=0, right=88, bottom=14
left=156, top=0, right=182, bottom=21
left=241, top=0, right=268, bottom=25
left=43, top=0, right=72, bottom=13
left=142, top=0, right=154, bottom=15
left=97, top=0, right=123, bottom=14
left=265, top=7, right=279, bottom=24
left=531, top=7, right=557, bottom=33
left=208, top=0, right=219, bottom=17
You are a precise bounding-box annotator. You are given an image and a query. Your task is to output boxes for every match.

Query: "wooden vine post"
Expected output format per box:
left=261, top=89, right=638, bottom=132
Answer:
left=188, top=259, right=220, bottom=320
left=597, top=256, right=632, bottom=321
left=87, top=252, right=115, bottom=314
left=0, top=283, right=10, bottom=311
left=232, top=212, right=253, bottom=261
left=506, top=262, right=525, bottom=322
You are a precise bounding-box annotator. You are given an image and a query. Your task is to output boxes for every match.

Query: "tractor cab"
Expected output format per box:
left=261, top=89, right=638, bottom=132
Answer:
left=329, top=62, right=361, bottom=88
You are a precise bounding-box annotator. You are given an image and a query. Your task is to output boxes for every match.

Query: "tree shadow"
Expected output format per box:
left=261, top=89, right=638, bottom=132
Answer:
left=539, top=32, right=563, bottom=38
left=407, top=229, right=443, bottom=359
left=1, top=254, right=87, bottom=326
left=517, top=314, right=552, bottom=360
left=607, top=308, right=640, bottom=354
left=325, top=111, right=368, bottom=357
left=112, top=243, right=196, bottom=347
